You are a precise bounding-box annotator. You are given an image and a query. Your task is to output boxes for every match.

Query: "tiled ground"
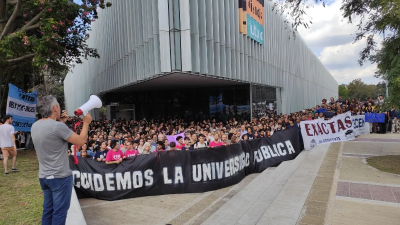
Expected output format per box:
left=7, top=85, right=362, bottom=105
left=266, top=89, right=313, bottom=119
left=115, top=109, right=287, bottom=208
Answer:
left=337, top=181, right=400, bottom=203
left=300, top=136, right=400, bottom=225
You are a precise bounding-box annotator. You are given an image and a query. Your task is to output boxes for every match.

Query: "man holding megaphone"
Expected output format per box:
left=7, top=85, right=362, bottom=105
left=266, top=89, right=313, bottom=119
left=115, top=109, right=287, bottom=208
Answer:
left=31, top=95, right=100, bottom=225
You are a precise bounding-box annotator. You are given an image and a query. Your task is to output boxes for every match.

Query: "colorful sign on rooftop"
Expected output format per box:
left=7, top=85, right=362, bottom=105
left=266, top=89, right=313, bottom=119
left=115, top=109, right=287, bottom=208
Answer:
left=239, top=0, right=264, bottom=45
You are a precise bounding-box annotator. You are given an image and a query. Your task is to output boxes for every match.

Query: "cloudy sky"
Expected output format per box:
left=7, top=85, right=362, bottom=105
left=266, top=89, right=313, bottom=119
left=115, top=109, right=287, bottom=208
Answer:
left=296, top=0, right=383, bottom=85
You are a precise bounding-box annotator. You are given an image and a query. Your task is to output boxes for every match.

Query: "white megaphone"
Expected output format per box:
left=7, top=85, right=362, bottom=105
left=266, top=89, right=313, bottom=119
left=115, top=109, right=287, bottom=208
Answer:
left=74, top=95, right=102, bottom=116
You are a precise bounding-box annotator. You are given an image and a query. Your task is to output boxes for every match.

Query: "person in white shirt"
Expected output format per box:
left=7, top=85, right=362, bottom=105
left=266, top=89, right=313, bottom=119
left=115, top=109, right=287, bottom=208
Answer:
left=194, top=134, right=208, bottom=149
left=239, top=125, right=247, bottom=138
left=377, top=95, right=384, bottom=105
left=0, top=115, right=18, bottom=175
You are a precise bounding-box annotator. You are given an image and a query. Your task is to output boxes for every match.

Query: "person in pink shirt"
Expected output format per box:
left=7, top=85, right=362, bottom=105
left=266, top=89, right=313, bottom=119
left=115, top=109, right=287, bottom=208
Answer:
left=124, top=141, right=139, bottom=158
left=176, top=136, right=184, bottom=150
left=209, top=133, right=224, bottom=148
left=106, top=140, right=124, bottom=164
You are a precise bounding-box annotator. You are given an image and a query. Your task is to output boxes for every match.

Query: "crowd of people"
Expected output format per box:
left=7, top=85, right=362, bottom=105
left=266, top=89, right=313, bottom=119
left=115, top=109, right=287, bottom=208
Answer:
left=14, top=94, right=394, bottom=224
left=64, top=95, right=398, bottom=164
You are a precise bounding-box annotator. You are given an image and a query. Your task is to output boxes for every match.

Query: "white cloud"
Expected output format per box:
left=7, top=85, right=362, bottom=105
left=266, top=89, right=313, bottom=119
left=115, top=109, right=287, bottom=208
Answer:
left=330, top=64, right=377, bottom=84
left=296, top=0, right=381, bottom=85
left=319, top=39, right=366, bottom=70
left=299, top=2, right=355, bottom=43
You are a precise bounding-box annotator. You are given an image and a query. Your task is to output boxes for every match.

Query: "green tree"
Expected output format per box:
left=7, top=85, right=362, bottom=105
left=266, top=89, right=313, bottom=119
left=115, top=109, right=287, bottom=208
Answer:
left=372, top=38, right=400, bottom=107
left=33, top=64, right=68, bottom=108
left=341, top=0, right=400, bottom=107
left=347, top=79, right=377, bottom=101
left=341, top=0, right=400, bottom=66
left=0, top=0, right=112, bottom=114
left=338, top=84, right=349, bottom=100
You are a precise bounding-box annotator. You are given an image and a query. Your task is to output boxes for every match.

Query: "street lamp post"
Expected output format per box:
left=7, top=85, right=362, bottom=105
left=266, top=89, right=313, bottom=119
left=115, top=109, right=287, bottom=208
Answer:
left=385, top=79, right=389, bottom=98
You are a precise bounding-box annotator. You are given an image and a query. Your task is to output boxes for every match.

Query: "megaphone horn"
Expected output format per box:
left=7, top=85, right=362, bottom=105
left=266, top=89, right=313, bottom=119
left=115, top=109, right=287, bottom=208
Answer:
left=74, top=95, right=102, bottom=116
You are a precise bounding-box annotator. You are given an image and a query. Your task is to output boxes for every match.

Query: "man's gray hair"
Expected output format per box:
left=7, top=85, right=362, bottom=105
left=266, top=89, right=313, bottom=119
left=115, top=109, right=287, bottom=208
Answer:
left=37, top=95, right=59, bottom=118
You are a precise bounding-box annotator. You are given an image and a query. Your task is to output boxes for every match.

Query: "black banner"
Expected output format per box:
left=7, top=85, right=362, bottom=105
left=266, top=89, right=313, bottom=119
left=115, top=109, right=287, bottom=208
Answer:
left=70, top=128, right=301, bottom=201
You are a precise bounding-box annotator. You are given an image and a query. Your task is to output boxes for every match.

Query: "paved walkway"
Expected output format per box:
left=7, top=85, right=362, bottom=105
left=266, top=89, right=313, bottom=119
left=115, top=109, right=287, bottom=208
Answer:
left=78, top=133, right=400, bottom=225
left=299, top=133, right=400, bottom=225
left=78, top=172, right=259, bottom=225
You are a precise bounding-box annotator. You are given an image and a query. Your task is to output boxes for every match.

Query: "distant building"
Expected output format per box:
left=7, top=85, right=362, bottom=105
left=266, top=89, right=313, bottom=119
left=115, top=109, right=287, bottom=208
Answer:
left=65, top=0, right=338, bottom=121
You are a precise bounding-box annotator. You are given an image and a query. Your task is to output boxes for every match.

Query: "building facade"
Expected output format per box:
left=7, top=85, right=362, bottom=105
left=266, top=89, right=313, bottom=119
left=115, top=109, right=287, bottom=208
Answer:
left=64, top=0, right=338, bottom=121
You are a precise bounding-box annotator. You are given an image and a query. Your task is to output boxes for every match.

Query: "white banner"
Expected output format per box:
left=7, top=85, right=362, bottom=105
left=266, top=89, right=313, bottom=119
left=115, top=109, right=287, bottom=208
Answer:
left=6, top=96, right=37, bottom=118
left=300, top=112, right=355, bottom=150
left=352, top=115, right=368, bottom=136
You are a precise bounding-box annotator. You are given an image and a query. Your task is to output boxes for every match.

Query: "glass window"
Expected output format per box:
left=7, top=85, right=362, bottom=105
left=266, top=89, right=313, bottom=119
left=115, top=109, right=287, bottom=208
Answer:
left=251, top=84, right=277, bottom=119
left=105, top=85, right=251, bottom=121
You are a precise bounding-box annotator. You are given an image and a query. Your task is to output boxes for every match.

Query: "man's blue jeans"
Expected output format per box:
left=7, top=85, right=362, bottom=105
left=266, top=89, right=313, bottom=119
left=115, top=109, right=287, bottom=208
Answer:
left=39, top=175, right=73, bottom=225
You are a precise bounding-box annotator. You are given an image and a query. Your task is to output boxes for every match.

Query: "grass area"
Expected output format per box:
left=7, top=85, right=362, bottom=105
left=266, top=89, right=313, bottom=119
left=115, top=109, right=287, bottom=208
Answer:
left=367, top=155, right=400, bottom=175
left=0, top=150, right=43, bottom=225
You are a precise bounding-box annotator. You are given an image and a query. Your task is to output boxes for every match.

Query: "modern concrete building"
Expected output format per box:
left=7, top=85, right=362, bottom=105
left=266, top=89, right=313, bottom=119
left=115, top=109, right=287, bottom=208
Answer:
left=65, top=0, right=338, bottom=121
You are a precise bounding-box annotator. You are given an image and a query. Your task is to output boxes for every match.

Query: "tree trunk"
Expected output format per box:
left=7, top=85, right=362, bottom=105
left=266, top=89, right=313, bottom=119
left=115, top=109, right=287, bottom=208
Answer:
left=23, top=69, right=28, bottom=90
left=0, top=67, right=3, bottom=116
left=0, top=0, right=7, bottom=33
left=0, top=0, right=6, bottom=116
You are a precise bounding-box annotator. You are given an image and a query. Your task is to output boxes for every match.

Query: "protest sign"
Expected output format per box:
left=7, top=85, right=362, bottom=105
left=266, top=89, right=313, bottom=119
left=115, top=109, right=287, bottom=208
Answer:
left=6, top=83, right=37, bottom=131
left=70, top=128, right=301, bottom=201
left=352, top=115, right=368, bottom=136
left=300, top=112, right=355, bottom=150
left=365, top=113, right=385, bottom=123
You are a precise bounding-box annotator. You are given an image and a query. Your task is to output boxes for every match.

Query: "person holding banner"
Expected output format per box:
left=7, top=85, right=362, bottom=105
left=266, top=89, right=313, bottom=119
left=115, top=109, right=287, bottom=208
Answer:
left=194, top=134, right=208, bottom=149
left=176, top=136, right=184, bottom=150
left=181, top=137, right=194, bottom=151
left=105, top=139, right=124, bottom=164
left=0, top=115, right=18, bottom=175
left=155, top=141, right=165, bottom=152
left=32, top=95, right=92, bottom=225
left=209, top=133, right=224, bottom=147
left=94, top=141, right=109, bottom=161
left=163, top=139, right=170, bottom=151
